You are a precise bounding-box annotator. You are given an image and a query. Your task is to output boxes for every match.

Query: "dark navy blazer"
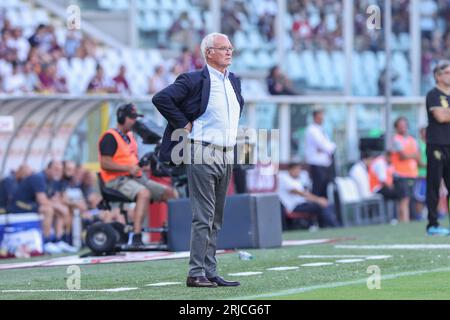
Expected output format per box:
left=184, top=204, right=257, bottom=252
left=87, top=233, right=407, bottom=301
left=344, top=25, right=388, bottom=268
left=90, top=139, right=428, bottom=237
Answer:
left=152, top=66, right=245, bottom=163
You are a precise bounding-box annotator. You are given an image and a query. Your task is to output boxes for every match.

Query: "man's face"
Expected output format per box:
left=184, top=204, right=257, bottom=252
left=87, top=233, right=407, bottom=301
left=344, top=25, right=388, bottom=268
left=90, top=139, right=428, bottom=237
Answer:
left=437, top=66, right=450, bottom=87
left=48, top=161, right=63, bottom=181
left=395, top=119, right=408, bottom=135
left=124, top=107, right=139, bottom=131
left=289, top=166, right=302, bottom=178
left=314, top=111, right=324, bottom=125
left=64, top=161, right=76, bottom=179
left=207, top=36, right=233, bottom=69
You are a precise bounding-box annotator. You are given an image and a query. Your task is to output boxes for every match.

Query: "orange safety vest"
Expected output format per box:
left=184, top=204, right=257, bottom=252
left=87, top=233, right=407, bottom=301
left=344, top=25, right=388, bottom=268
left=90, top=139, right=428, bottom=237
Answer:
left=369, top=156, right=394, bottom=192
left=99, top=128, right=140, bottom=183
left=391, top=134, right=418, bottom=178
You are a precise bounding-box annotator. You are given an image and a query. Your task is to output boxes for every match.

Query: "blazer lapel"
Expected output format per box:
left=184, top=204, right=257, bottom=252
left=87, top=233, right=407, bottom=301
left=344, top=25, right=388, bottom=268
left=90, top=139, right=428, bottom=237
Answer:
left=200, top=67, right=210, bottom=116
left=229, top=72, right=244, bottom=113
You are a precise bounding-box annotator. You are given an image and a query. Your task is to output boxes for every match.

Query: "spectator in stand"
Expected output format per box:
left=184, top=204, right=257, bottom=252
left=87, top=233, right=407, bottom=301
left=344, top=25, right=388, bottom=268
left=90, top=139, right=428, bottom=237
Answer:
left=64, top=30, right=82, bottom=60
left=28, top=24, right=47, bottom=50
left=113, top=65, right=131, bottom=95
left=3, top=61, right=27, bottom=94
left=266, top=66, right=298, bottom=95
left=9, top=27, right=30, bottom=63
left=87, top=64, right=115, bottom=93
left=23, top=61, right=42, bottom=92
left=167, top=62, right=185, bottom=84
left=168, top=11, right=195, bottom=50
left=148, top=65, right=170, bottom=95
left=38, top=63, right=68, bottom=93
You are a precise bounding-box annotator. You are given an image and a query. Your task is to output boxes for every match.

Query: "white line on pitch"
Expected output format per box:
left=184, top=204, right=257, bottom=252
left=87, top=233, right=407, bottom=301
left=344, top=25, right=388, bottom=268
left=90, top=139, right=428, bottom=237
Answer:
left=230, top=266, right=450, bottom=300
left=0, top=287, right=139, bottom=293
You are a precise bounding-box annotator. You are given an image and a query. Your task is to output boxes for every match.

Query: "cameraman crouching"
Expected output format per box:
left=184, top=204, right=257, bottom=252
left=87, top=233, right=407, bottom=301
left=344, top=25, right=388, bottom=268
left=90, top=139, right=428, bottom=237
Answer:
left=98, top=103, right=179, bottom=246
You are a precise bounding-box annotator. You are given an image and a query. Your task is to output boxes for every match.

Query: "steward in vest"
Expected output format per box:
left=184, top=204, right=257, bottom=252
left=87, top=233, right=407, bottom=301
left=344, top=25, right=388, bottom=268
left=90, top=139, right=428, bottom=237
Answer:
left=391, top=117, right=420, bottom=223
left=98, top=103, right=178, bottom=246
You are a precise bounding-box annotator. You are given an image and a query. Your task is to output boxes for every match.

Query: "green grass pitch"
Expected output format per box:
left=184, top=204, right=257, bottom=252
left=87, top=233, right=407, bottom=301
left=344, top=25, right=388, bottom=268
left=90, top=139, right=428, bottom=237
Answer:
left=1, top=221, right=450, bottom=300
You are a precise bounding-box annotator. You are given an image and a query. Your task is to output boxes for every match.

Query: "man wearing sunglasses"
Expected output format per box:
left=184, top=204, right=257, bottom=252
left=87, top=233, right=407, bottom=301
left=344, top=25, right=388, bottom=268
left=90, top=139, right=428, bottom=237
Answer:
left=98, top=103, right=178, bottom=246
left=424, top=61, right=450, bottom=236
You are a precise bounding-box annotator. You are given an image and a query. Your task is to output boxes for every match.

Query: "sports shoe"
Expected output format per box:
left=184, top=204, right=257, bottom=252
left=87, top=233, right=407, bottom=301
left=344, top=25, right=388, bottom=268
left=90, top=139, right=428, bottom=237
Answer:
left=131, top=233, right=144, bottom=246
left=55, top=241, right=78, bottom=253
left=427, top=226, right=449, bottom=236
left=44, top=242, right=63, bottom=255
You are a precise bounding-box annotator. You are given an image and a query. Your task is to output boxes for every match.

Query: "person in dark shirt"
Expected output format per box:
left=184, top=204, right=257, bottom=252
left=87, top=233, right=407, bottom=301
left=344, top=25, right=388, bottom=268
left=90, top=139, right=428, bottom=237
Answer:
left=266, top=66, right=298, bottom=95
left=0, top=164, right=32, bottom=214
left=424, top=60, right=450, bottom=236
left=9, top=161, right=75, bottom=253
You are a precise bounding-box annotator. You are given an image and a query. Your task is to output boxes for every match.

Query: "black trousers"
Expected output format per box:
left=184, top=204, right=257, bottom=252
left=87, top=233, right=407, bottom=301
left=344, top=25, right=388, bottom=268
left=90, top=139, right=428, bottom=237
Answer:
left=426, top=144, right=450, bottom=229
left=310, top=164, right=334, bottom=198
left=294, top=202, right=339, bottom=228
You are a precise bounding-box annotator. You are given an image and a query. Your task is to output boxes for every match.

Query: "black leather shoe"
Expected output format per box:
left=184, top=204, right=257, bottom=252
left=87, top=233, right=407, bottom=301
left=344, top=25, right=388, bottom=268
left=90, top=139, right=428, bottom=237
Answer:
left=186, top=276, right=218, bottom=288
left=207, top=276, right=240, bottom=287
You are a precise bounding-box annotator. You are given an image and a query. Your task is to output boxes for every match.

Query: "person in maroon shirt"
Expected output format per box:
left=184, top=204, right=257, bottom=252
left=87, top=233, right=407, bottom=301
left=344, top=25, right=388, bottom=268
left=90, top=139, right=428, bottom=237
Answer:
left=112, top=65, right=130, bottom=94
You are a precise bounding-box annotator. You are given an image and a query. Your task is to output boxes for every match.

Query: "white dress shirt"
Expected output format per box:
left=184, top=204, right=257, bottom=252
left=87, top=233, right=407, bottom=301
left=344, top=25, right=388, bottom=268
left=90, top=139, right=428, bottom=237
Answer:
left=188, top=64, right=241, bottom=147
left=278, top=171, right=307, bottom=212
left=304, top=122, right=336, bottom=167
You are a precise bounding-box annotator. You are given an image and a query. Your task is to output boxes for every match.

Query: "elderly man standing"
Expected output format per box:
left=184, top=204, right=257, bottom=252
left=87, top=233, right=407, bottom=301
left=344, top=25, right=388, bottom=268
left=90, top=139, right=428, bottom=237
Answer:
left=152, top=33, right=244, bottom=288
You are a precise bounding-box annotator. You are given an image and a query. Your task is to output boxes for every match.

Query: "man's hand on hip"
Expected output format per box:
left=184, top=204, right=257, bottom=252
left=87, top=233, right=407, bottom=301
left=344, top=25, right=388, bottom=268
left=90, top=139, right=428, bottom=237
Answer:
left=184, top=122, right=193, bottom=133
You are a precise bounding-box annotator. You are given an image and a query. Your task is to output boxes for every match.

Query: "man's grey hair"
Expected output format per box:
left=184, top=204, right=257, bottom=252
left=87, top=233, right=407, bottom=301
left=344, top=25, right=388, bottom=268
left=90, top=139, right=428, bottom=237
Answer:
left=200, top=32, right=229, bottom=60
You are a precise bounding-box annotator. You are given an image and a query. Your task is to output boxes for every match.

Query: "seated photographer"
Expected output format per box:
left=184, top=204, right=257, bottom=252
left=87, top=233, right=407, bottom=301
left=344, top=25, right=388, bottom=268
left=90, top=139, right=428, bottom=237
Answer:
left=98, top=103, right=179, bottom=246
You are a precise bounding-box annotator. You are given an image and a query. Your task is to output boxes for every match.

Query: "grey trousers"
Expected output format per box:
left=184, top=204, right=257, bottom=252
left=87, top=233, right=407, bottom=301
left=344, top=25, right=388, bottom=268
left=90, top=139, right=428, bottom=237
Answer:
left=186, top=143, right=233, bottom=277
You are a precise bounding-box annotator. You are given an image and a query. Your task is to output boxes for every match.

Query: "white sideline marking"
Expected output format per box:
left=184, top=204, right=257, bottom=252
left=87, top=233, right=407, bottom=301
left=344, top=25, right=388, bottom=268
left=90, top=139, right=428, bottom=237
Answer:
left=335, top=259, right=365, bottom=263
left=231, top=266, right=450, bottom=300
left=0, top=287, right=138, bottom=293
left=336, top=244, right=450, bottom=250
left=364, top=255, right=392, bottom=260
left=298, top=255, right=391, bottom=260
left=266, top=267, right=299, bottom=271
left=228, top=272, right=263, bottom=276
left=145, top=282, right=181, bottom=287
left=300, top=262, right=334, bottom=267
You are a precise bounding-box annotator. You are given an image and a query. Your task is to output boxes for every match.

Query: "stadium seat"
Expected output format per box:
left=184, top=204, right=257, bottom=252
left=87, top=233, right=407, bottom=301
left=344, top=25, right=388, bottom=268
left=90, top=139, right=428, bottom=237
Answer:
left=300, top=50, right=321, bottom=88
left=285, top=51, right=303, bottom=80
left=333, top=177, right=366, bottom=227
left=361, top=51, right=379, bottom=95
left=352, top=52, right=368, bottom=95
left=190, top=10, right=203, bottom=30
left=247, top=29, right=263, bottom=50
left=316, top=50, right=337, bottom=89
left=160, top=0, right=175, bottom=11
left=98, top=0, right=113, bottom=10
left=240, top=50, right=258, bottom=70
left=256, top=50, right=273, bottom=70
left=34, top=8, right=50, bottom=25
left=157, top=11, right=173, bottom=31
left=330, top=51, right=344, bottom=88
left=233, top=30, right=248, bottom=50
left=142, top=0, right=158, bottom=10
left=6, top=9, right=21, bottom=27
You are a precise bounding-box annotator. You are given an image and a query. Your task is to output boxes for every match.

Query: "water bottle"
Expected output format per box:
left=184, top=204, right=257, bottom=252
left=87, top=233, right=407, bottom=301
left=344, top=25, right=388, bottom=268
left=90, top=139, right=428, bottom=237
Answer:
left=238, top=251, right=253, bottom=260
left=72, top=209, right=82, bottom=250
